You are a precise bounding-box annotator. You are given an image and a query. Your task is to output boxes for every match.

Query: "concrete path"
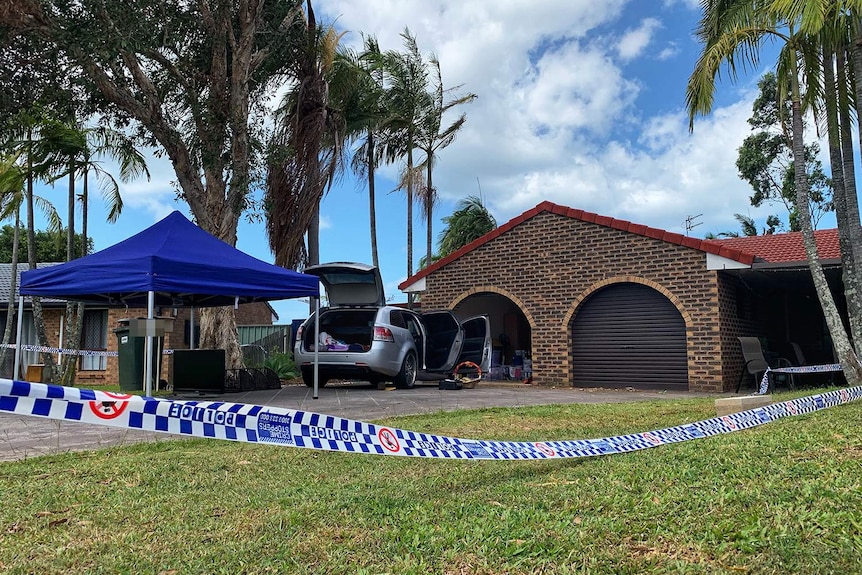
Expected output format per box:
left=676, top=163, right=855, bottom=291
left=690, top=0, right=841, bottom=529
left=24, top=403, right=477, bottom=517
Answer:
left=0, top=382, right=716, bottom=462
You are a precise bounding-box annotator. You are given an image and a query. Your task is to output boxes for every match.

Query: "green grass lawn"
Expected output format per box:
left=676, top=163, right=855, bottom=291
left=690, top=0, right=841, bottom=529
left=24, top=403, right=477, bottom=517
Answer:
left=0, top=389, right=860, bottom=574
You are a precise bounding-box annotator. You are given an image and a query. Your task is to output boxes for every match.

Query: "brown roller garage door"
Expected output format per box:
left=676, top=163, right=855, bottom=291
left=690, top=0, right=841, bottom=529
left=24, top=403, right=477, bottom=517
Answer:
left=571, top=282, right=688, bottom=390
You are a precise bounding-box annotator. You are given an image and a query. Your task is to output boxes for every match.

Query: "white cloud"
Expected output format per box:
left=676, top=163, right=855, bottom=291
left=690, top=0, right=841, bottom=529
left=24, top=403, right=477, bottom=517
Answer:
left=662, top=0, right=701, bottom=8
left=520, top=41, right=639, bottom=136
left=96, top=150, right=178, bottom=232
left=617, top=18, right=662, bottom=61
left=658, top=42, right=679, bottom=60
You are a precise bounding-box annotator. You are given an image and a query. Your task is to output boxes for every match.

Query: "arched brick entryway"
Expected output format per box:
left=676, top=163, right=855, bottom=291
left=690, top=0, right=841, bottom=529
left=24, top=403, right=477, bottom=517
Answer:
left=449, top=287, right=535, bottom=378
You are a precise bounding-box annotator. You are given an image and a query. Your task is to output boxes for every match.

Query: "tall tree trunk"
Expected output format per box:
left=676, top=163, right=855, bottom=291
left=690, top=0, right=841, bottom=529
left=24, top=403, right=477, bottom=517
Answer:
left=25, top=132, right=57, bottom=381
left=81, top=164, right=88, bottom=257
left=199, top=201, right=243, bottom=371
left=789, top=58, right=861, bottom=384
left=406, top=144, right=414, bottom=309
left=198, top=306, right=241, bottom=377
left=61, top=165, right=87, bottom=387
left=77, top=165, right=89, bottom=358
left=67, top=160, right=74, bottom=261
left=823, top=41, right=862, bottom=348
left=368, top=131, right=379, bottom=269
left=306, top=144, right=323, bottom=315
left=849, top=20, right=862, bottom=241
left=426, top=158, right=433, bottom=265
left=307, top=205, right=320, bottom=315
left=836, top=45, right=862, bottom=348
left=0, top=210, right=22, bottom=377
left=60, top=160, right=78, bottom=384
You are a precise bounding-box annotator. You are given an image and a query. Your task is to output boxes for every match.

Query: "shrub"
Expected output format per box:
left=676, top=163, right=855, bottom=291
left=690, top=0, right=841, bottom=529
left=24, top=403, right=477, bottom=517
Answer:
left=264, top=349, right=299, bottom=380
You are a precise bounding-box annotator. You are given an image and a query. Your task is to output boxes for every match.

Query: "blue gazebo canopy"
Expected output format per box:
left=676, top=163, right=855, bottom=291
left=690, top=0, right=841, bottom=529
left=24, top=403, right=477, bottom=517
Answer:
left=19, top=211, right=319, bottom=308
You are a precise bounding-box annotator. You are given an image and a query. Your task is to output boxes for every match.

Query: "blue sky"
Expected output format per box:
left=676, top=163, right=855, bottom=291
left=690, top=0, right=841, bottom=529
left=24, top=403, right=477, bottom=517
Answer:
left=37, top=0, right=813, bottom=323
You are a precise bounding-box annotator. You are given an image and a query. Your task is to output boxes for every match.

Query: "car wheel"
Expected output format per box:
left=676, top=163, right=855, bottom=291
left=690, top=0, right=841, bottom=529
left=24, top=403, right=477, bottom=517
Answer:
left=302, top=371, right=328, bottom=388
left=394, top=352, right=417, bottom=389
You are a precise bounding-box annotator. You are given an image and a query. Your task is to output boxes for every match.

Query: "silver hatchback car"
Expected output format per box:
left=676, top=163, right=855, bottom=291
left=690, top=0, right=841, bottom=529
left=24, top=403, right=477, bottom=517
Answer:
left=294, top=262, right=491, bottom=388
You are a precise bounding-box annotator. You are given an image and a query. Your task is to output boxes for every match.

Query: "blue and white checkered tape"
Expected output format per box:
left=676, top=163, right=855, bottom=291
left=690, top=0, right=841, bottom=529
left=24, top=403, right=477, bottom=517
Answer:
left=0, top=343, right=173, bottom=356
left=758, top=363, right=844, bottom=394
left=0, top=378, right=859, bottom=460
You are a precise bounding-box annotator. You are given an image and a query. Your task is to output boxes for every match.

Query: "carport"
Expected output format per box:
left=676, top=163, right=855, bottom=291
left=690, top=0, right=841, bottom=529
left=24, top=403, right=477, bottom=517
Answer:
left=720, top=261, right=844, bottom=367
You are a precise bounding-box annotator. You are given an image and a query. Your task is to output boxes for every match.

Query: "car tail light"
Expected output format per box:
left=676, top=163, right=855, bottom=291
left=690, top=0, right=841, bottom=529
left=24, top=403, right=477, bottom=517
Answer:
left=373, top=326, right=394, bottom=343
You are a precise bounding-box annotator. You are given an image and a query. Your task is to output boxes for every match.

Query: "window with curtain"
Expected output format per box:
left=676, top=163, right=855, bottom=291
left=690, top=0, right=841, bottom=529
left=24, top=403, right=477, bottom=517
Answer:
left=81, top=309, right=108, bottom=371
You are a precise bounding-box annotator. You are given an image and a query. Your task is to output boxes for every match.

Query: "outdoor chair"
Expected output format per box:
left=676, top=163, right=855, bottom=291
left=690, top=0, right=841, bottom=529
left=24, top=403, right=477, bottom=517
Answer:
left=790, top=342, right=806, bottom=366
left=736, top=336, right=793, bottom=393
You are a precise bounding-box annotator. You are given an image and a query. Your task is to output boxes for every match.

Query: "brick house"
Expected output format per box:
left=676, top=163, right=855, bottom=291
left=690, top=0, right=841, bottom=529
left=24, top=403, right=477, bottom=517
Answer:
left=0, top=263, right=277, bottom=386
left=399, top=201, right=844, bottom=393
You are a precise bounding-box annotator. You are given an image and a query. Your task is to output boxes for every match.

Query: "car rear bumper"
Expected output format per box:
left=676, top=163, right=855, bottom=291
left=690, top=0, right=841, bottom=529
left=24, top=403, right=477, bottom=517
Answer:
left=295, top=341, right=406, bottom=377
left=299, top=363, right=397, bottom=380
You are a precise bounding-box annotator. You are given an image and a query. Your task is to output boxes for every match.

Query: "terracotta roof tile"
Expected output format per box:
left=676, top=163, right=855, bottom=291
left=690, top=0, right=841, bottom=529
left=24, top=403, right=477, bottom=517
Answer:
left=707, top=229, right=839, bottom=263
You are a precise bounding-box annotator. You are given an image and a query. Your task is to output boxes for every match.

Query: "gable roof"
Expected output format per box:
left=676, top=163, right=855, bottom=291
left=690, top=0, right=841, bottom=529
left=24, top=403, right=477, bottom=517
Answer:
left=0, top=263, right=64, bottom=305
left=706, top=229, right=840, bottom=263
left=399, top=201, right=758, bottom=290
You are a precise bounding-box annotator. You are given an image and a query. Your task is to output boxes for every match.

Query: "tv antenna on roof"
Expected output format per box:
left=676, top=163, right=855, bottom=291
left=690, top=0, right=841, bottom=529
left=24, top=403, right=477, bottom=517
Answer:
left=684, top=214, right=703, bottom=235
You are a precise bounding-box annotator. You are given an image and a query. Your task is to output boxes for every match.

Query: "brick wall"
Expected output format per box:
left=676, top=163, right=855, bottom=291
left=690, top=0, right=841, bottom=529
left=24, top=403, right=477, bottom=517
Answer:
left=236, top=303, right=275, bottom=325
left=419, top=211, right=735, bottom=392
left=717, top=273, right=760, bottom=392
left=24, top=302, right=273, bottom=387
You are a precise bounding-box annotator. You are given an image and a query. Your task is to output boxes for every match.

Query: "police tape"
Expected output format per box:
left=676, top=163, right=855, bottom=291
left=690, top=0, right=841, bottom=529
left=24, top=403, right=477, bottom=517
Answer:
left=0, top=378, right=859, bottom=460
left=0, top=343, right=174, bottom=356
left=758, top=364, right=844, bottom=394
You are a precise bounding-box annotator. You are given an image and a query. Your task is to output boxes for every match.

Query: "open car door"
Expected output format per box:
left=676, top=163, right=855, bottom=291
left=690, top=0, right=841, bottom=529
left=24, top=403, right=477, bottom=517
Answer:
left=420, top=312, right=491, bottom=376
left=456, top=315, right=492, bottom=373
left=420, top=311, right=461, bottom=373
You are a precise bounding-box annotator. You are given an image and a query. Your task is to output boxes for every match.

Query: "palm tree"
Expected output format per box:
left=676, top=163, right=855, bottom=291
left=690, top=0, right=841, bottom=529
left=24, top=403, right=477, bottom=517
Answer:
left=771, top=1, right=862, bottom=347
left=35, top=117, right=94, bottom=385
left=349, top=35, right=387, bottom=269
left=735, top=213, right=759, bottom=237
left=0, top=151, right=24, bottom=375
left=769, top=0, right=862, bottom=346
left=686, top=0, right=862, bottom=384
left=816, top=28, right=862, bottom=347
left=265, top=0, right=349, bottom=275
left=31, top=116, right=150, bottom=384
left=74, top=125, right=148, bottom=248
left=63, top=122, right=150, bottom=385
left=379, top=29, right=431, bottom=306
left=414, top=54, right=477, bottom=264
left=435, top=195, right=496, bottom=261
left=3, top=109, right=63, bottom=380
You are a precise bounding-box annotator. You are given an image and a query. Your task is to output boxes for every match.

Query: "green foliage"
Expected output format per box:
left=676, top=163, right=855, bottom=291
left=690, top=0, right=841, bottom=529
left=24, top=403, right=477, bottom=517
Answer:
left=263, top=349, right=299, bottom=379
left=0, top=31, right=91, bottom=133
left=435, top=195, right=496, bottom=260
left=0, top=390, right=859, bottom=573
left=735, top=72, right=833, bottom=231
left=0, top=225, right=93, bottom=263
